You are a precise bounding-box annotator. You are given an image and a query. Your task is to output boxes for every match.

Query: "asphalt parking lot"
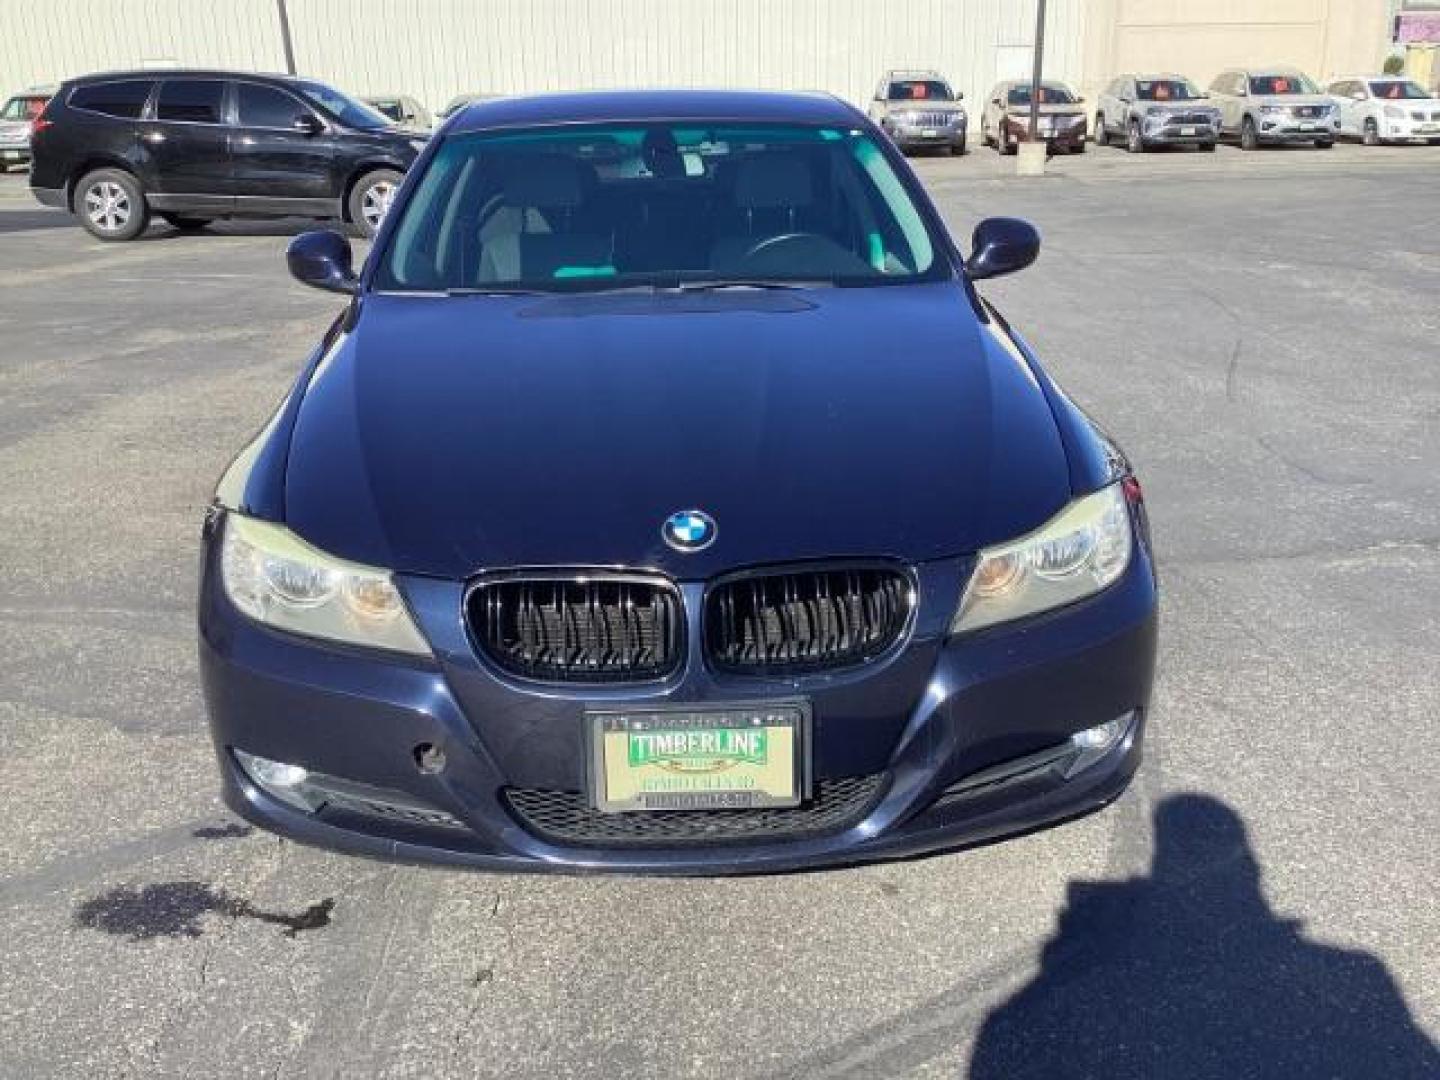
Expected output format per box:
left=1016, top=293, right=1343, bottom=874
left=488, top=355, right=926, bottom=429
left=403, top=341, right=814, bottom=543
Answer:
left=1, top=140, right=1437, bottom=1078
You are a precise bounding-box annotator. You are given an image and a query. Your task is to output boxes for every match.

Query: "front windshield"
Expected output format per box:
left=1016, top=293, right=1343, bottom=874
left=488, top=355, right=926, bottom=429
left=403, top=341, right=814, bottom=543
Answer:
left=888, top=80, right=953, bottom=102
left=375, top=122, right=942, bottom=293
left=1368, top=80, right=1431, bottom=100
left=1136, top=79, right=1201, bottom=101
left=295, top=80, right=391, bottom=129
left=1007, top=84, right=1077, bottom=106
left=1249, top=74, right=1319, bottom=95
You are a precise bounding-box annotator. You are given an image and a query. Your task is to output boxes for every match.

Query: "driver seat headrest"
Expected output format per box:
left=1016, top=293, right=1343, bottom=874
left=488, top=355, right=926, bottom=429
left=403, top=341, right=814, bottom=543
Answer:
left=733, top=153, right=815, bottom=210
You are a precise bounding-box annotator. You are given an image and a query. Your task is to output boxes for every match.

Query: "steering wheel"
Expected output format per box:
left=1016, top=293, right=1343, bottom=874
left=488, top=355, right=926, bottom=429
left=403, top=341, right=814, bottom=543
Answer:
left=741, top=232, right=829, bottom=262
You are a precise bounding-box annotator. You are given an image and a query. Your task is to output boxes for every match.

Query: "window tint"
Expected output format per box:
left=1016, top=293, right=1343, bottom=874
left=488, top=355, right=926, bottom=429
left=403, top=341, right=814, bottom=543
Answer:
left=237, top=83, right=304, bottom=128
left=1136, top=79, right=1202, bottom=101
left=886, top=80, right=953, bottom=102
left=156, top=79, right=225, bottom=123
left=69, top=80, right=154, bottom=119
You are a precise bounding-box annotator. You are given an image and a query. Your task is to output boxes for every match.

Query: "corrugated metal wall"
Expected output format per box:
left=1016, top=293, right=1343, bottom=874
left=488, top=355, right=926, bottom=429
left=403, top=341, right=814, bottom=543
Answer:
left=0, top=0, right=1086, bottom=116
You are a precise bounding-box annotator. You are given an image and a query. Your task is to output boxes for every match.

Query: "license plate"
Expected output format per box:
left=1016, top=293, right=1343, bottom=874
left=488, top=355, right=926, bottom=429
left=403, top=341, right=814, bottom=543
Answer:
left=588, top=702, right=808, bottom=813
left=1299, top=123, right=1317, bottom=131
left=920, top=128, right=938, bottom=139
left=1180, top=126, right=1197, bottom=136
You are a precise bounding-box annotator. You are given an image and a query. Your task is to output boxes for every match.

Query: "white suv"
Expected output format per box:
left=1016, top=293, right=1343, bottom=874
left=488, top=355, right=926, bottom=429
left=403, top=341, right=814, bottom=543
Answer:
left=1326, top=76, right=1440, bottom=146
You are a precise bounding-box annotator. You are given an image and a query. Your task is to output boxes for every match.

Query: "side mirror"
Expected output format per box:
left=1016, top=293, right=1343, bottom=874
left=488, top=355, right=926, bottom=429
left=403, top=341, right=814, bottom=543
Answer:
left=287, top=229, right=358, bottom=294
left=291, top=113, right=324, bottom=136
left=955, top=91, right=964, bottom=100
left=1075, top=95, right=1086, bottom=103
left=990, top=97, right=1002, bottom=106
left=965, top=217, right=1040, bottom=281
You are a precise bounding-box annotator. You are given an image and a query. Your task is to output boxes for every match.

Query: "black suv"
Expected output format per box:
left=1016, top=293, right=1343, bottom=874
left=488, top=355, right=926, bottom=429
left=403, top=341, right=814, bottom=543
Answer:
left=29, top=70, right=424, bottom=240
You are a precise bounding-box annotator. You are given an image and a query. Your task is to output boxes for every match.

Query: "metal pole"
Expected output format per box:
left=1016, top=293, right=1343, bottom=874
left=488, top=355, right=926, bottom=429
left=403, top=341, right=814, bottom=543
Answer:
left=276, top=0, right=298, bottom=75
left=1028, top=0, right=1047, bottom=142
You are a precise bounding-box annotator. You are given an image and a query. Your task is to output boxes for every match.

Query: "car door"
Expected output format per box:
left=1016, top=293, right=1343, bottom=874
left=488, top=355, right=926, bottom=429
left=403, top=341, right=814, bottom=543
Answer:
left=141, top=78, right=232, bottom=212
left=229, top=80, right=341, bottom=215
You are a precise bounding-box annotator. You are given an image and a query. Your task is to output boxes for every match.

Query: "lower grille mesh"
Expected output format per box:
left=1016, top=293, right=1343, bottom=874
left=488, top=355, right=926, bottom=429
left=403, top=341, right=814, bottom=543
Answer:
left=504, top=775, right=886, bottom=847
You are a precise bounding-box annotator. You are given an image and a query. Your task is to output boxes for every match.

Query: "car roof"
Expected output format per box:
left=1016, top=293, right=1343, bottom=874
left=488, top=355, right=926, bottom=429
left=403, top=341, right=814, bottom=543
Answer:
left=62, top=68, right=306, bottom=86
left=1127, top=73, right=1194, bottom=82
left=446, top=89, right=861, bottom=132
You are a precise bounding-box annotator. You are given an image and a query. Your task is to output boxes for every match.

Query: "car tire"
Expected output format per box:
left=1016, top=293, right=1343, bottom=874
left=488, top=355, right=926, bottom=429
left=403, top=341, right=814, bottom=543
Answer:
left=1000, top=128, right=1017, bottom=156
left=75, top=168, right=149, bottom=242
left=1199, top=141, right=1217, bottom=152
left=1240, top=117, right=1259, bottom=151
left=1093, top=114, right=1107, bottom=146
left=160, top=214, right=212, bottom=231
left=1315, top=139, right=1334, bottom=149
left=1127, top=120, right=1144, bottom=153
left=1429, top=138, right=1440, bottom=146
left=1072, top=140, right=1086, bottom=154
left=951, top=135, right=966, bottom=156
left=1362, top=119, right=1379, bottom=146
left=348, top=168, right=403, bottom=239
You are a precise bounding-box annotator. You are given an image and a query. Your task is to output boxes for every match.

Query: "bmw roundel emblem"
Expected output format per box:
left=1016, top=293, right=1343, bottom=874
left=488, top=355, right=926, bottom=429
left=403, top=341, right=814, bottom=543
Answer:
left=663, top=509, right=717, bottom=552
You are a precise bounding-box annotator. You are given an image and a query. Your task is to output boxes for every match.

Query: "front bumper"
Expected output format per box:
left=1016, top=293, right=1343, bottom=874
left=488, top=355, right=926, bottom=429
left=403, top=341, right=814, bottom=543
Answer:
left=199, top=513, right=1158, bottom=874
left=1378, top=117, right=1440, bottom=141
left=0, top=144, right=31, bottom=164
left=1005, top=121, right=1087, bottom=151
left=1141, top=121, right=1219, bottom=145
left=1256, top=117, right=1340, bottom=142
left=886, top=121, right=967, bottom=149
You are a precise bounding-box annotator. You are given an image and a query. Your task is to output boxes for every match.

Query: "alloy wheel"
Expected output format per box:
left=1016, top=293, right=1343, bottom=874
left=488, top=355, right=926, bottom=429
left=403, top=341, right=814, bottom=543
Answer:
left=84, top=181, right=131, bottom=234
left=1127, top=121, right=1143, bottom=153
left=361, top=180, right=397, bottom=232
left=1363, top=119, right=1378, bottom=147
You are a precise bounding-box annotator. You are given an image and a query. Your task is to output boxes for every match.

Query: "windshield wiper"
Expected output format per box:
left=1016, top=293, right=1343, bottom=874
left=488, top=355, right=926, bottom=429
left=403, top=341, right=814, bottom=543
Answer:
left=664, top=279, right=827, bottom=293
left=445, top=287, right=550, bottom=297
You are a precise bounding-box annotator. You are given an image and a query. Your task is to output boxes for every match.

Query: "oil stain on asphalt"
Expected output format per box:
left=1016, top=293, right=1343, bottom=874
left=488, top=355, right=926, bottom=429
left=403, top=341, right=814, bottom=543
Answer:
left=73, top=882, right=334, bottom=941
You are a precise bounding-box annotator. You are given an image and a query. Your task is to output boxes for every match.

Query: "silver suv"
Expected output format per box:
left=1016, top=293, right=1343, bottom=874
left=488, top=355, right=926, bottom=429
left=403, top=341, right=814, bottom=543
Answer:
left=867, top=70, right=967, bottom=155
left=1208, top=67, right=1339, bottom=149
left=1094, top=73, right=1220, bottom=152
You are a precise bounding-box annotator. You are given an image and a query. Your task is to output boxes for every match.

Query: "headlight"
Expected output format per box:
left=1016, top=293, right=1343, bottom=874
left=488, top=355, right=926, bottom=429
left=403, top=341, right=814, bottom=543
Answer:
left=220, top=513, right=431, bottom=655
left=951, top=483, right=1133, bottom=635
left=1384, top=105, right=1405, bottom=119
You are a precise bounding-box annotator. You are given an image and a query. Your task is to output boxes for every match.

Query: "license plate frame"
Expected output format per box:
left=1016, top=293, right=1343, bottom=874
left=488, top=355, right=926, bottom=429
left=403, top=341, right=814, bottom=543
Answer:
left=920, top=128, right=939, bottom=139
left=1180, top=126, right=1197, bottom=136
left=587, top=701, right=811, bottom=814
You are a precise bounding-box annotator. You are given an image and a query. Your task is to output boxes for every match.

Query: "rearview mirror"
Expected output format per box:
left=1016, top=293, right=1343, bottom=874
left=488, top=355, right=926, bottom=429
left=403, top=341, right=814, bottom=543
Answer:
left=287, top=229, right=358, bottom=294
left=965, top=218, right=1040, bottom=281
left=291, top=113, right=324, bottom=136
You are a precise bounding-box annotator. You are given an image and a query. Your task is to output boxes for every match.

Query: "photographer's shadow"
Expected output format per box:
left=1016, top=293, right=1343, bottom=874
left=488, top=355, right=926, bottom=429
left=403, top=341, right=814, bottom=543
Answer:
left=971, top=794, right=1438, bottom=1079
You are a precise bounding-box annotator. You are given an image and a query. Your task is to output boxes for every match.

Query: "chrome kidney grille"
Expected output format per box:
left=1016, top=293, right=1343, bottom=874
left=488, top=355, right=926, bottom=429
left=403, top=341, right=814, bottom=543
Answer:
left=705, top=566, right=914, bottom=675
left=467, top=575, right=683, bottom=683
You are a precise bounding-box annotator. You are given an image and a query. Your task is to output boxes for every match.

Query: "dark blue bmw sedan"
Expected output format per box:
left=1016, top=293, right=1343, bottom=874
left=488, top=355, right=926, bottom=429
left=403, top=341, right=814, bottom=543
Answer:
left=199, top=90, right=1157, bottom=873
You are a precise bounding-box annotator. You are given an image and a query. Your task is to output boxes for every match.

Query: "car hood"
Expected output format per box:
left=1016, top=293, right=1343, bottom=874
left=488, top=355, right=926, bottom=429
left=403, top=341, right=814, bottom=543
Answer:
left=282, top=284, right=1072, bottom=579
left=1251, top=93, right=1333, bottom=109
left=884, top=101, right=965, bottom=114
left=1004, top=104, right=1085, bottom=118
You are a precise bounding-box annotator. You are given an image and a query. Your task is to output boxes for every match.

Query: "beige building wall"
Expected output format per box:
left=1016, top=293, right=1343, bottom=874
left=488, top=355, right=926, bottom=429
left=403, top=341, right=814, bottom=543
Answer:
left=1081, top=0, right=1393, bottom=99
left=0, top=0, right=1087, bottom=119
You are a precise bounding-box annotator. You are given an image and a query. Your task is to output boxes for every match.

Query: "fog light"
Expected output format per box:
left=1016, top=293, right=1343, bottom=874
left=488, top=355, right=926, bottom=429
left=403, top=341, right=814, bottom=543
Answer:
left=236, top=749, right=316, bottom=811
left=1063, top=711, right=1136, bottom=777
